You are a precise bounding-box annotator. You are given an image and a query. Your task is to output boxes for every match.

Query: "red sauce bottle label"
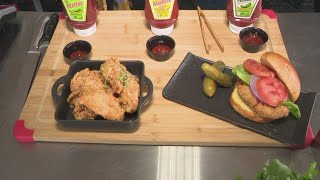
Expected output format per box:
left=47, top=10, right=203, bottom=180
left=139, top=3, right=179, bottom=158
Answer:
left=149, top=0, right=175, bottom=20
left=233, top=0, right=260, bottom=19
left=62, top=0, right=87, bottom=22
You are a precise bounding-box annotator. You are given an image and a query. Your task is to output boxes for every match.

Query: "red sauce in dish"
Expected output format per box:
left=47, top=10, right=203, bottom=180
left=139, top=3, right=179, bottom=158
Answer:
left=69, top=50, right=88, bottom=59
left=152, top=45, right=171, bottom=55
left=242, top=34, right=264, bottom=45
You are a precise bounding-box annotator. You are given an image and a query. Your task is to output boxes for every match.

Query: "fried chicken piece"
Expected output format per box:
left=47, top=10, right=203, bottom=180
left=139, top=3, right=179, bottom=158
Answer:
left=73, top=104, right=96, bottom=120
left=67, top=91, right=80, bottom=105
left=78, top=92, right=125, bottom=120
left=254, top=103, right=289, bottom=120
left=119, top=75, right=140, bottom=113
left=67, top=58, right=140, bottom=120
left=237, top=82, right=259, bottom=108
left=68, top=68, right=113, bottom=120
left=70, top=69, right=105, bottom=93
left=100, top=57, right=127, bottom=94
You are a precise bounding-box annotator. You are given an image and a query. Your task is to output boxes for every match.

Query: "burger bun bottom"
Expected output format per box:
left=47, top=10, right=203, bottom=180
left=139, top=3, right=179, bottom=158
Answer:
left=230, top=84, right=275, bottom=123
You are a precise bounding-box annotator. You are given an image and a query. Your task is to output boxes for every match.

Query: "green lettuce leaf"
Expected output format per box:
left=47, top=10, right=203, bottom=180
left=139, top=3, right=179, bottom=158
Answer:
left=232, top=65, right=251, bottom=85
left=297, top=162, right=318, bottom=180
left=256, top=159, right=293, bottom=180
left=256, top=159, right=318, bottom=180
left=281, top=100, right=301, bottom=119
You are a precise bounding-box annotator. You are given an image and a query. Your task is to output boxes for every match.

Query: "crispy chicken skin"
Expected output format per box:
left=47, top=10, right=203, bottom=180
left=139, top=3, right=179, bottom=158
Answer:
left=100, top=57, right=127, bottom=94
left=119, top=75, right=140, bottom=113
left=70, top=69, right=105, bottom=93
left=67, top=68, right=123, bottom=120
left=79, top=92, right=125, bottom=120
left=237, top=82, right=259, bottom=108
left=73, top=104, right=96, bottom=120
left=67, top=58, right=140, bottom=120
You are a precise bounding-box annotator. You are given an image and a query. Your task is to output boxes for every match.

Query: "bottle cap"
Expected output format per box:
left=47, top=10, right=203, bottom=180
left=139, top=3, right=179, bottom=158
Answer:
left=229, top=21, right=253, bottom=34
left=151, top=24, right=174, bottom=35
left=73, top=23, right=97, bottom=37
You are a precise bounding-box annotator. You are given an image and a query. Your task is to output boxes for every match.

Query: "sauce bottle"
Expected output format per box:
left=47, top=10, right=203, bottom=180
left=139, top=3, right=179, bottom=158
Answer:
left=226, top=0, right=262, bottom=34
left=145, top=0, right=179, bottom=35
left=62, top=0, right=97, bottom=37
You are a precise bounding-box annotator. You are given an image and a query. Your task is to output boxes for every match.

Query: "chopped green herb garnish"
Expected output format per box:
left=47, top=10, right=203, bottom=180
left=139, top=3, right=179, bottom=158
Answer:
left=118, top=66, right=129, bottom=86
left=103, top=79, right=110, bottom=90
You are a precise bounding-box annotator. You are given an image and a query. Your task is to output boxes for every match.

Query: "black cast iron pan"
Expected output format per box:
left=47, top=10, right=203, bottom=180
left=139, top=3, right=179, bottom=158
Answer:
left=51, top=60, right=153, bottom=132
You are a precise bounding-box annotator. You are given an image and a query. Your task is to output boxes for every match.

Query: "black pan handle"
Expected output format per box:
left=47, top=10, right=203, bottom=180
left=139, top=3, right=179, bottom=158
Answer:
left=51, top=76, right=65, bottom=106
left=141, top=76, right=153, bottom=105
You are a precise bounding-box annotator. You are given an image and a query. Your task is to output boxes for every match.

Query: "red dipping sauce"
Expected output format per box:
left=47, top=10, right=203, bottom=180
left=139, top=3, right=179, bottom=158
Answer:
left=242, top=34, right=264, bottom=45
left=69, top=50, right=88, bottom=60
left=152, top=45, right=171, bottom=55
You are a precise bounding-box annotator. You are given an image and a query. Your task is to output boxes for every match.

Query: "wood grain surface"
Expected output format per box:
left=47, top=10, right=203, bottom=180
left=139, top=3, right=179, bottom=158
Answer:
left=20, top=10, right=289, bottom=146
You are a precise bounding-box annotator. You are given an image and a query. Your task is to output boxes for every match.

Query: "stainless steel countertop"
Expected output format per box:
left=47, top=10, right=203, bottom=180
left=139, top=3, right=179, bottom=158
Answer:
left=0, top=12, right=319, bottom=180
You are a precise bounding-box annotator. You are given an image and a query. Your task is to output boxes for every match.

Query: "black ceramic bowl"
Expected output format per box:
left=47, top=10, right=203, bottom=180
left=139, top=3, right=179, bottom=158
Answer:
left=146, top=35, right=175, bottom=62
left=63, top=40, right=92, bottom=63
left=239, top=27, right=268, bottom=53
left=51, top=60, right=153, bottom=132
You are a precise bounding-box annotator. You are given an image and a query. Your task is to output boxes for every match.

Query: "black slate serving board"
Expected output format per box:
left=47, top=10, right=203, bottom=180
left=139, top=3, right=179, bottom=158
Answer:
left=163, top=53, right=317, bottom=145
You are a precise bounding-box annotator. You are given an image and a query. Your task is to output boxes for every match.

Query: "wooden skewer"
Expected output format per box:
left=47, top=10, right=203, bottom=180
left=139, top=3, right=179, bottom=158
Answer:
left=197, top=6, right=209, bottom=54
left=197, top=6, right=224, bottom=53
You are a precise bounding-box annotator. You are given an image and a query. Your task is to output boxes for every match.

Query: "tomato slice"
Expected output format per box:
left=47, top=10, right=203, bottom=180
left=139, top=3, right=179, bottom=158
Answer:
left=256, top=77, right=288, bottom=107
left=243, top=59, right=275, bottom=77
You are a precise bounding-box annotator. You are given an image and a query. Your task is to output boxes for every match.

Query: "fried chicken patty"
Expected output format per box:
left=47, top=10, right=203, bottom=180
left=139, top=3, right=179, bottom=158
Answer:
left=237, top=82, right=289, bottom=120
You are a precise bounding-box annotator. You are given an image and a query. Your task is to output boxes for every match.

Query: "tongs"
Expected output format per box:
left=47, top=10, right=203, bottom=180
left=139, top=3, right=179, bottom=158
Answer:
left=197, top=6, right=224, bottom=53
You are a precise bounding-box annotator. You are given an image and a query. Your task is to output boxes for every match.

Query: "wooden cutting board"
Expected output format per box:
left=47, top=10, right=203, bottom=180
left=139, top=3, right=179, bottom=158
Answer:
left=18, top=10, right=289, bottom=146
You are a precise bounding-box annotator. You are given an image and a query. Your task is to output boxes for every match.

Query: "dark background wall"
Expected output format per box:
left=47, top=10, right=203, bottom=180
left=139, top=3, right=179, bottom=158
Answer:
left=0, top=0, right=318, bottom=12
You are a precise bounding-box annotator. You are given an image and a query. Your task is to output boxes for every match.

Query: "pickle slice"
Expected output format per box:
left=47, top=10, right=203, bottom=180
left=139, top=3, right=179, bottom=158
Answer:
left=203, top=77, right=217, bottom=97
left=201, top=63, right=233, bottom=88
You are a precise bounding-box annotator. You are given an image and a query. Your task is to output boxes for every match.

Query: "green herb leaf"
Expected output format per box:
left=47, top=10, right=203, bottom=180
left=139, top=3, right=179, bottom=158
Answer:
left=297, top=162, right=318, bottom=180
left=232, top=65, right=251, bottom=85
left=256, top=159, right=318, bottom=180
left=256, top=159, right=293, bottom=180
left=281, top=100, right=301, bottom=119
left=103, top=80, right=110, bottom=90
